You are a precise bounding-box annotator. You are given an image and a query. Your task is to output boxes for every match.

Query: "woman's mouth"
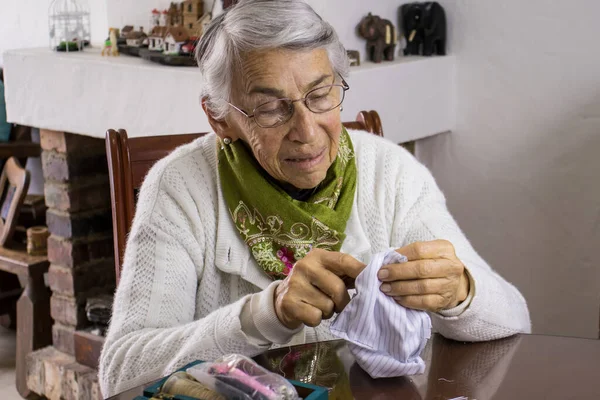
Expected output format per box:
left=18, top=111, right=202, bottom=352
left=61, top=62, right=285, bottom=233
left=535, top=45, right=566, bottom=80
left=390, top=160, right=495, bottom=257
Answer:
left=284, top=148, right=326, bottom=171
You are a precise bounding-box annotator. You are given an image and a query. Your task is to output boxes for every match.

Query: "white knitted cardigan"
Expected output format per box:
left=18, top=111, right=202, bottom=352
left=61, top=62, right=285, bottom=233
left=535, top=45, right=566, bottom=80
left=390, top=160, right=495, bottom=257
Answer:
left=98, top=130, right=531, bottom=397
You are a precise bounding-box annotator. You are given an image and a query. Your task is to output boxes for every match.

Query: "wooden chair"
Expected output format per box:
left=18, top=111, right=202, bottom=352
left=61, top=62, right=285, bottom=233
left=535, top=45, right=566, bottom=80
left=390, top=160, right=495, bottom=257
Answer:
left=106, top=110, right=384, bottom=285
left=0, top=156, right=50, bottom=398
left=0, top=156, right=32, bottom=328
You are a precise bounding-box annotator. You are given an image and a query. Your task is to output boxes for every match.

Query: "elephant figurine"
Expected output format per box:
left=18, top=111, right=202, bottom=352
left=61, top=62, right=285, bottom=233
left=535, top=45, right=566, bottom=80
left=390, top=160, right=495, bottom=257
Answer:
left=400, top=2, right=446, bottom=56
left=357, top=13, right=397, bottom=63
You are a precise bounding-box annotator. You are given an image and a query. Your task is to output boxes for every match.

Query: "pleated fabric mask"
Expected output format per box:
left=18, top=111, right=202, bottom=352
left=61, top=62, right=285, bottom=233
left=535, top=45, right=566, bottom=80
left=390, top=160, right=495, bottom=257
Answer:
left=330, top=250, right=432, bottom=378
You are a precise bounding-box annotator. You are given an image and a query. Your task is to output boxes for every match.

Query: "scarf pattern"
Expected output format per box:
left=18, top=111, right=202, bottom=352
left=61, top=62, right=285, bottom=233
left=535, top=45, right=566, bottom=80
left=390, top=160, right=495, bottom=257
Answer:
left=219, top=129, right=357, bottom=280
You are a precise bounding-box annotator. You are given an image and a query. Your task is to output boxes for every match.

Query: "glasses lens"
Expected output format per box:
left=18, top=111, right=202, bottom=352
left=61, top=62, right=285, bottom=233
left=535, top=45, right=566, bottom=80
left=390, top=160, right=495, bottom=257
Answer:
left=251, top=84, right=347, bottom=128
left=306, top=85, right=344, bottom=113
left=254, top=100, right=292, bottom=128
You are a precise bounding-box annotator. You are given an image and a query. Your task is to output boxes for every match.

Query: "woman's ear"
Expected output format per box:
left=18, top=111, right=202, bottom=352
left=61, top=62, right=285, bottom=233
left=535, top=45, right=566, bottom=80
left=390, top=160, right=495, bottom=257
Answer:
left=201, top=97, right=239, bottom=140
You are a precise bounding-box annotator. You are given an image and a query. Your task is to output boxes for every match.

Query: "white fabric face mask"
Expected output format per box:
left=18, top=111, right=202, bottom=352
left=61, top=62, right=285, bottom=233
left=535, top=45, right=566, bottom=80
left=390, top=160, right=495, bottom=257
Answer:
left=330, top=250, right=432, bottom=378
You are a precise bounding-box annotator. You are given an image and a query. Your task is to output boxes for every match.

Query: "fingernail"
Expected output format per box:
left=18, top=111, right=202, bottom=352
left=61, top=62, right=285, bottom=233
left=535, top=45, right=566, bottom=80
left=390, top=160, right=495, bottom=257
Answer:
left=380, top=283, right=391, bottom=293
left=378, top=269, right=389, bottom=280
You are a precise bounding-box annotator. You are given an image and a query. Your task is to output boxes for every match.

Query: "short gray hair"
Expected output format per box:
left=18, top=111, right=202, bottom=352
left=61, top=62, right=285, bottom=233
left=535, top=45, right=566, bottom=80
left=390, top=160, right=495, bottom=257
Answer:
left=196, top=0, right=349, bottom=120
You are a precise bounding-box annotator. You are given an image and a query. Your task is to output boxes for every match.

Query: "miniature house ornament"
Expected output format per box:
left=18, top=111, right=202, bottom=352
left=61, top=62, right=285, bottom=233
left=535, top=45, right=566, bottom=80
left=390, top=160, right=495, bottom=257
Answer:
left=48, top=0, right=91, bottom=52
left=161, top=9, right=169, bottom=26
left=151, top=9, right=161, bottom=27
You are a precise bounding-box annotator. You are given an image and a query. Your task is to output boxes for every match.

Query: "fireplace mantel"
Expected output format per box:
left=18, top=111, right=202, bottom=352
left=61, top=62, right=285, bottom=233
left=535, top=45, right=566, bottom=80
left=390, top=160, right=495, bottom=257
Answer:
left=3, top=47, right=454, bottom=142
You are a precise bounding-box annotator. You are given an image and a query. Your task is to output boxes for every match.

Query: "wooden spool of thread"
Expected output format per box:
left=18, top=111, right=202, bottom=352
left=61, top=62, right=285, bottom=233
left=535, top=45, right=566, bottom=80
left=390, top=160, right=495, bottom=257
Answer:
left=27, top=226, right=50, bottom=256
left=159, top=371, right=225, bottom=400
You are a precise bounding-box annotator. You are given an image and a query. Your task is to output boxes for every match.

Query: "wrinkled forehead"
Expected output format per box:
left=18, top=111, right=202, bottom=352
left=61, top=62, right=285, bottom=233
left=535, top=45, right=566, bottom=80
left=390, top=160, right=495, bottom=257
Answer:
left=231, top=48, right=334, bottom=101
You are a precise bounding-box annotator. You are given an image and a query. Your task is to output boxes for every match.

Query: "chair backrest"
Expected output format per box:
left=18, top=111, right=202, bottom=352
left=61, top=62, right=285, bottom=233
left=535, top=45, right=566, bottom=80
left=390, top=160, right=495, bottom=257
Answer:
left=106, top=110, right=384, bottom=285
left=0, top=157, right=31, bottom=246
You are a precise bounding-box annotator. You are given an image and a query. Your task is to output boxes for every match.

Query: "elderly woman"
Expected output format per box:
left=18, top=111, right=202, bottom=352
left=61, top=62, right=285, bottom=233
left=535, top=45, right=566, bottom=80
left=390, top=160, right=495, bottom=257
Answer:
left=99, top=0, right=530, bottom=396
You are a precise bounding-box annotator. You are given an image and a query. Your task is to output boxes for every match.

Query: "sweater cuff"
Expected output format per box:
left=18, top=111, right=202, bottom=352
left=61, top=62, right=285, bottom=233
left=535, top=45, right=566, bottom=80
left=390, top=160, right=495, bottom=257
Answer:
left=240, top=281, right=303, bottom=345
left=437, top=268, right=475, bottom=318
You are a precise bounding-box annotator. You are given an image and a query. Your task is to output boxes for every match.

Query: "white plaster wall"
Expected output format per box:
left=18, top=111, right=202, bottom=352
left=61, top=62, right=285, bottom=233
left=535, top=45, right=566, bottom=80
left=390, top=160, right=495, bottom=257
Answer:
left=418, top=0, right=600, bottom=339
left=0, top=0, right=108, bottom=66
left=89, top=0, right=109, bottom=45
left=104, top=0, right=166, bottom=33
left=0, top=0, right=51, bottom=66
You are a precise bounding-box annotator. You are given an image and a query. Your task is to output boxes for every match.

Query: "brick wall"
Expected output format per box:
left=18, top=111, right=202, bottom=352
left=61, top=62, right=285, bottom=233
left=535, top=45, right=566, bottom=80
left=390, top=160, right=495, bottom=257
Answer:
left=27, top=347, right=102, bottom=400
left=27, top=130, right=115, bottom=399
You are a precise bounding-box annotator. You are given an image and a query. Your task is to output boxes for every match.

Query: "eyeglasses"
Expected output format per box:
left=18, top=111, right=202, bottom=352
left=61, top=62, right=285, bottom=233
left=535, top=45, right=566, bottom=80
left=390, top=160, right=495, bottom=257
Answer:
left=227, top=78, right=350, bottom=128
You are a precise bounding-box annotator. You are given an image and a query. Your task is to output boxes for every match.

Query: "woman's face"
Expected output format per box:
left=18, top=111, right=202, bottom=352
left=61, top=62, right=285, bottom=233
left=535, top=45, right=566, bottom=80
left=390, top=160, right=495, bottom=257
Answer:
left=210, top=48, right=343, bottom=189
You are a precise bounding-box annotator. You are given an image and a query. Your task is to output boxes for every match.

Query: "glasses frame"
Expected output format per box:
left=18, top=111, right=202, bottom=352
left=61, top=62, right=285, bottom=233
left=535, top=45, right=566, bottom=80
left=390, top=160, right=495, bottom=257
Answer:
left=227, top=77, right=350, bottom=128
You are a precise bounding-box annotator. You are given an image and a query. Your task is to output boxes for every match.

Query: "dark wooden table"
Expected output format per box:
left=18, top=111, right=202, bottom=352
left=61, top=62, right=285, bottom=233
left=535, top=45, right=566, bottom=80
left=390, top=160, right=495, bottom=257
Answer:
left=108, top=333, right=600, bottom=400
left=0, top=244, right=51, bottom=399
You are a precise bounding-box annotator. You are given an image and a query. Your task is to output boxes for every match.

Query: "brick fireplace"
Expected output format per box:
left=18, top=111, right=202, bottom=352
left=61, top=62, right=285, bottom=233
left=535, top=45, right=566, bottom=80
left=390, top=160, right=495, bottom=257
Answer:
left=26, top=130, right=116, bottom=400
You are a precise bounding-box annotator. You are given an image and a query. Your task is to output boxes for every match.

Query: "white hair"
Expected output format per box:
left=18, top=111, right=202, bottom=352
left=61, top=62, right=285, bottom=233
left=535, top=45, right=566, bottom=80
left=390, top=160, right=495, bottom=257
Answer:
left=196, top=0, right=349, bottom=120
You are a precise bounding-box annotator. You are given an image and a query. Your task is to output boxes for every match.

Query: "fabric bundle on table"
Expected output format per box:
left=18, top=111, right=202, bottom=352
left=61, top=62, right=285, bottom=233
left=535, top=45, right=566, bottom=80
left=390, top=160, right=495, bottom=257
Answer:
left=330, top=250, right=432, bottom=378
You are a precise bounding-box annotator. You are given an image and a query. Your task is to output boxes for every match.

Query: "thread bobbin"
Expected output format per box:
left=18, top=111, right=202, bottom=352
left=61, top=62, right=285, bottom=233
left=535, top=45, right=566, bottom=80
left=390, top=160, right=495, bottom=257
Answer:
left=26, top=226, right=50, bottom=256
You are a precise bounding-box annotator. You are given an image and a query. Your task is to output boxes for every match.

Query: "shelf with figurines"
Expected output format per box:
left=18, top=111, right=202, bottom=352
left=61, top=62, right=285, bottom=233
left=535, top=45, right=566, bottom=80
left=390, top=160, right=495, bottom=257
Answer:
left=116, top=26, right=199, bottom=67
left=107, top=0, right=222, bottom=67
left=106, top=0, right=446, bottom=69
left=351, top=2, right=446, bottom=65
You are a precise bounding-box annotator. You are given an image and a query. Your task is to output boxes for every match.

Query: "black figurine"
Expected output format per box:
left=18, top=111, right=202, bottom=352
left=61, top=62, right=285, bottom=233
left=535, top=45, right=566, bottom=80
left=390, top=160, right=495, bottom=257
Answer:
left=400, top=2, right=446, bottom=56
left=357, top=13, right=397, bottom=63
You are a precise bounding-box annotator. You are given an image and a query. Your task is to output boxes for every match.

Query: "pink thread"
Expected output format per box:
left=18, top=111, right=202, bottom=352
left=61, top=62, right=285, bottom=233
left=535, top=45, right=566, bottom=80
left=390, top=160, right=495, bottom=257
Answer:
left=277, top=247, right=297, bottom=276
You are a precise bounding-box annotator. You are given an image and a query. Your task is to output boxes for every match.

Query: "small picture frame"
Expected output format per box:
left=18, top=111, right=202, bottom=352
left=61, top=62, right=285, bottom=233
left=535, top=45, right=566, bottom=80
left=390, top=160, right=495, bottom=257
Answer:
left=0, top=185, right=16, bottom=220
left=0, top=157, right=31, bottom=246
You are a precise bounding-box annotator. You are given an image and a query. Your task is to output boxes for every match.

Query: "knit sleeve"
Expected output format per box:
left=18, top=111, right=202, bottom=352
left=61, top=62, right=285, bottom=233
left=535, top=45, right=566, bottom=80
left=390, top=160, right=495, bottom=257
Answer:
left=98, top=163, right=269, bottom=398
left=389, top=148, right=531, bottom=342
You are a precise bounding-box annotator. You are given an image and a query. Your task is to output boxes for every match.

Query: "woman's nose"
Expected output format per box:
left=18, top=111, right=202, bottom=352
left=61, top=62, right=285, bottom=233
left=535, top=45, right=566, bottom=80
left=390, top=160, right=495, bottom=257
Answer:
left=286, top=103, right=317, bottom=143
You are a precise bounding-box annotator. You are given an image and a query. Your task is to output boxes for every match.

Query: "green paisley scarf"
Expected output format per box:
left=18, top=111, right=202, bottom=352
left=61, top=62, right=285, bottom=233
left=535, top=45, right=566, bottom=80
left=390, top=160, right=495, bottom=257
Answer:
left=218, top=128, right=357, bottom=280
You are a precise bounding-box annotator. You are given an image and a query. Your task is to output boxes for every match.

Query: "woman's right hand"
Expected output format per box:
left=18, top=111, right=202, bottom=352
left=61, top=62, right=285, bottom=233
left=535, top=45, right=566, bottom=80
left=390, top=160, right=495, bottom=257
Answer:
left=274, top=248, right=366, bottom=329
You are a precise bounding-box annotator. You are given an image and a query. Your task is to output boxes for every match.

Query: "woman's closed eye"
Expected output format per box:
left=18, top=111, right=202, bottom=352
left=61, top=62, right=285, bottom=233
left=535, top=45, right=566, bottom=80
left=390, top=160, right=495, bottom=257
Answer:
left=259, top=105, right=282, bottom=114
left=256, top=100, right=288, bottom=114
left=307, top=89, right=336, bottom=110
left=308, top=94, right=330, bottom=106
left=309, top=86, right=333, bottom=98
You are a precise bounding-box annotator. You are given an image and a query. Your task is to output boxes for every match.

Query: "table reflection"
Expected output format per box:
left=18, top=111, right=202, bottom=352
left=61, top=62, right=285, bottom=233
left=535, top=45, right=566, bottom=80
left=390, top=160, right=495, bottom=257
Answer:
left=255, top=333, right=522, bottom=400
left=108, top=333, right=600, bottom=400
left=255, top=341, right=353, bottom=400
left=348, top=364, right=422, bottom=400
left=424, top=334, right=522, bottom=400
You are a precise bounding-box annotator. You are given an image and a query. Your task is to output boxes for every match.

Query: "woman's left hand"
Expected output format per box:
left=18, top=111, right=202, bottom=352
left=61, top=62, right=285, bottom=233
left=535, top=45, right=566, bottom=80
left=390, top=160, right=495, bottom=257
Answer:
left=377, top=240, right=470, bottom=312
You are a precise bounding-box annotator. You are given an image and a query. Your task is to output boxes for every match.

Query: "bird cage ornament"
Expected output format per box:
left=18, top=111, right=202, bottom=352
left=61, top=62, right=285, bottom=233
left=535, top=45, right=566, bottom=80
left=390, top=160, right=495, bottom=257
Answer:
left=48, top=0, right=91, bottom=52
